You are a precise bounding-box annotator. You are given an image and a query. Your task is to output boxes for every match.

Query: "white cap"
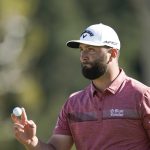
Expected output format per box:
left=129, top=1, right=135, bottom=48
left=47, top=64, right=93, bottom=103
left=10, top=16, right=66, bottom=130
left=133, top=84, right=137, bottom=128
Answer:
left=66, top=23, right=120, bottom=50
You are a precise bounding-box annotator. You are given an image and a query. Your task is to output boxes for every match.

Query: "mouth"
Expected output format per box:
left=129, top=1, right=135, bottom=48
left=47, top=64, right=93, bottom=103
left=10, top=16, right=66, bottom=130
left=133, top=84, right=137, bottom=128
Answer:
left=82, top=62, right=92, bottom=68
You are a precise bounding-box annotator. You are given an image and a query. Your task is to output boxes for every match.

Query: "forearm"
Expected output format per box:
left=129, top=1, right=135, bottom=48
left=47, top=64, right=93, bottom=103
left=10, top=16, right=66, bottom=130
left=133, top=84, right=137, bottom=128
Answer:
left=25, top=136, right=56, bottom=150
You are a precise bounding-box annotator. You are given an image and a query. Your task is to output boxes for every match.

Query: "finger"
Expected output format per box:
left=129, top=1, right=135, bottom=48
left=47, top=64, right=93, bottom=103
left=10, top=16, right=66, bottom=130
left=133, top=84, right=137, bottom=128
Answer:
left=13, top=123, right=25, bottom=135
left=14, top=128, right=25, bottom=143
left=14, top=131, right=26, bottom=145
left=21, top=107, right=28, bottom=125
left=11, top=114, right=20, bottom=124
left=14, top=125, right=24, bottom=133
left=27, top=120, right=36, bottom=128
left=14, top=123, right=24, bottom=129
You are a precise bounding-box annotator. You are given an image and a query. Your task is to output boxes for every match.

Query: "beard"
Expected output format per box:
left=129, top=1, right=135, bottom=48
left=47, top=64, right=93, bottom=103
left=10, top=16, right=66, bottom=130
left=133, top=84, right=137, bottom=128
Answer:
left=81, top=60, right=107, bottom=80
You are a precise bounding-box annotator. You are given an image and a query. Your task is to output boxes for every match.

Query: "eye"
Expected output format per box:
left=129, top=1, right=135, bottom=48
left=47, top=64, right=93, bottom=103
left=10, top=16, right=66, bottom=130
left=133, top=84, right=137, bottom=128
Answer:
left=88, top=48, right=96, bottom=53
left=89, top=48, right=94, bottom=51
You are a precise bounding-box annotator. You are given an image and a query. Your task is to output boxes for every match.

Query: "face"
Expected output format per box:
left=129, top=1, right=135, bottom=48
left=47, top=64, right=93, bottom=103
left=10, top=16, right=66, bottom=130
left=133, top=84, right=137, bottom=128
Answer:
left=79, top=44, right=111, bottom=80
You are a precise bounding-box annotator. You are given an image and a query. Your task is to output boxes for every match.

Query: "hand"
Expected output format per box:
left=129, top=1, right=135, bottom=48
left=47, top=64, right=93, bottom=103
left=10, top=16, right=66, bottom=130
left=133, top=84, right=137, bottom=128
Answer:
left=11, top=108, right=38, bottom=147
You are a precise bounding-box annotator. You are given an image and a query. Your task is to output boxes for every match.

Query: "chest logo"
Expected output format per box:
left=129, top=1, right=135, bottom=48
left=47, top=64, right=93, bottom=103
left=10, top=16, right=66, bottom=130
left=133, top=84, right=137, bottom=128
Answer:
left=110, top=109, right=124, bottom=117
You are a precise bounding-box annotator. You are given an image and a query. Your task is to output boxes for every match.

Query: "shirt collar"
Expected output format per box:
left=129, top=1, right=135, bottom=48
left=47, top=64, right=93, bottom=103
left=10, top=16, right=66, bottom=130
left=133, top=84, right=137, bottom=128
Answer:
left=90, top=69, right=127, bottom=96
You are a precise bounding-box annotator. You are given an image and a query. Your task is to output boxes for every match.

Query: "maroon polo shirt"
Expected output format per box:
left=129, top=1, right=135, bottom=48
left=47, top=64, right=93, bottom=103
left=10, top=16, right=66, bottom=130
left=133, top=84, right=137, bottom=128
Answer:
left=54, top=69, right=150, bottom=150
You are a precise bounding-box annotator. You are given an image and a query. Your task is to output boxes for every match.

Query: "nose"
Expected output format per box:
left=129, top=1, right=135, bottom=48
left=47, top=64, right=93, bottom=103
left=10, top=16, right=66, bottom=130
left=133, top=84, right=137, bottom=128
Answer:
left=80, top=50, right=89, bottom=62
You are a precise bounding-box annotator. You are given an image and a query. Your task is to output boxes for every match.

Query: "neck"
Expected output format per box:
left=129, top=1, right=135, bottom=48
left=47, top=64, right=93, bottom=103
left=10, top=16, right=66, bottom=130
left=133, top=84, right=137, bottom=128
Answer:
left=92, top=67, right=120, bottom=92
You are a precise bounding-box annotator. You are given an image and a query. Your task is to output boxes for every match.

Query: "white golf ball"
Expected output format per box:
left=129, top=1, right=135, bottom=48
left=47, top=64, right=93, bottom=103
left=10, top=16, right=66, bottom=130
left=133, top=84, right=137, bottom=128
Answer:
left=13, top=107, right=22, bottom=116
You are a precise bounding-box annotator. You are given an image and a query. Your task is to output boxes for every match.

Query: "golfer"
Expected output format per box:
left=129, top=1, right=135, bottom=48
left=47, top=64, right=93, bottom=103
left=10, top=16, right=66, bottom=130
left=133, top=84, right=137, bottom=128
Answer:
left=12, top=23, right=150, bottom=150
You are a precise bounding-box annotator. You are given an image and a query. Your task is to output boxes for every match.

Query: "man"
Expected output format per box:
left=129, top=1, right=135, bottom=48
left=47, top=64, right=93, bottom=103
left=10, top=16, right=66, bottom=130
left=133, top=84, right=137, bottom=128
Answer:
left=11, top=23, right=150, bottom=150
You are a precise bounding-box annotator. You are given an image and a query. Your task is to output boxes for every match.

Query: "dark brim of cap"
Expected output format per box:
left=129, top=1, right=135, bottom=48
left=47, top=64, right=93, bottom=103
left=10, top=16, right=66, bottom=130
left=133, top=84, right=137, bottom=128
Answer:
left=66, top=40, right=80, bottom=48
left=66, top=40, right=104, bottom=48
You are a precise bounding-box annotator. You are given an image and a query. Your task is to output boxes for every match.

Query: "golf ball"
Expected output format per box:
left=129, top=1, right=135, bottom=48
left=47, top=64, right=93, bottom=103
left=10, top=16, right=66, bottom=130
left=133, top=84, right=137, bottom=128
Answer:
left=13, top=107, right=22, bottom=116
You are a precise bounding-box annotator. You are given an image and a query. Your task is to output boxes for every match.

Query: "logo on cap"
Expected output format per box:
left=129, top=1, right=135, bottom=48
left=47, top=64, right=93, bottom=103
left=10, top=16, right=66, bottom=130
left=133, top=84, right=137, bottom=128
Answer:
left=81, top=30, right=94, bottom=39
left=103, top=41, right=118, bottom=45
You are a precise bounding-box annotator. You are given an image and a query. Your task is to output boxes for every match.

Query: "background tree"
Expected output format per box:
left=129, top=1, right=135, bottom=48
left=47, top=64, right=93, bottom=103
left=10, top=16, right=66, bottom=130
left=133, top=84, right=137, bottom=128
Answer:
left=131, top=0, right=150, bottom=85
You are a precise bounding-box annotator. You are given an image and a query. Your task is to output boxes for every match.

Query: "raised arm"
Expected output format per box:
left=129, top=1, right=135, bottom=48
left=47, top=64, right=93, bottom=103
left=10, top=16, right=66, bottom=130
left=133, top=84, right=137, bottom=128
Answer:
left=11, top=108, right=73, bottom=150
left=24, top=134, right=73, bottom=150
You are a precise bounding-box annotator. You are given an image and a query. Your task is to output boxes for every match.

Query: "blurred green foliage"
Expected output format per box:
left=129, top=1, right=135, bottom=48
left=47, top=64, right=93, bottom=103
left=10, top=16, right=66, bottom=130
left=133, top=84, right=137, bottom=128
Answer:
left=0, top=0, right=149, bottom=149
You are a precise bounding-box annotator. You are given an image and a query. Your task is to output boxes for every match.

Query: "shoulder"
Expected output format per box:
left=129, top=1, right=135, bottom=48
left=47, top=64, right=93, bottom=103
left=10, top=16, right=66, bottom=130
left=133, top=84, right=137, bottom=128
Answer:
left=68, top=88, right=88, bottom=103
left=64, top=84, right=91, bottom=107
left=118, top=73, right=150, bottom=105
left=125, top=75, right=149, bottom=94
left=69, top=90, right=84, bottom=98
left=69, top=84, right=91, bottom=98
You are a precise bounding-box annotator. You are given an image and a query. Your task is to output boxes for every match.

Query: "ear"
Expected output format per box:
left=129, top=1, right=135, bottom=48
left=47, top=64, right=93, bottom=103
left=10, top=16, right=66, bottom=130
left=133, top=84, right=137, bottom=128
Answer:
left=110, top=48, right=118, bottom=58
left=107, top=48, right=118, bottom=63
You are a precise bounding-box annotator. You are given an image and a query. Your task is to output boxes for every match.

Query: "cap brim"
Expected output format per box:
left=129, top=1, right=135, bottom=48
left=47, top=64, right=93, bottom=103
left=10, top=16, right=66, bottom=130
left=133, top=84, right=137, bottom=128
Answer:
left=66, top=40, right=104, bottom=48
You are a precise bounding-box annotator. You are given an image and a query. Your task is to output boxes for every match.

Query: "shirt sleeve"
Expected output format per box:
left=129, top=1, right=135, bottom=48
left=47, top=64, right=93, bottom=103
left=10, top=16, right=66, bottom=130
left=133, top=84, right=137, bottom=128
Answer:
left=53, top=100, right=72, bottom=136
left=141, top=88, right=150, bottom=138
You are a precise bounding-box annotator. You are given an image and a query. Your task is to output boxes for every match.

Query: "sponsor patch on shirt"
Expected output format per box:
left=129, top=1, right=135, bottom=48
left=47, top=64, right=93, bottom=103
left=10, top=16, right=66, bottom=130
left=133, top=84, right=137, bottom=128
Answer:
left=103, top=109, right=140, bottom=119
left=68, top=109, right=140, bottom=123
